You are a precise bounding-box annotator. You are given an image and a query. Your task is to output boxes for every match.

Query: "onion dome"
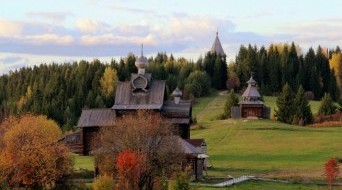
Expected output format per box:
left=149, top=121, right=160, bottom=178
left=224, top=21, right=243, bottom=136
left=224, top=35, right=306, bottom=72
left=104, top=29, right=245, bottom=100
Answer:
left=172, top=87, right=182, bottom=97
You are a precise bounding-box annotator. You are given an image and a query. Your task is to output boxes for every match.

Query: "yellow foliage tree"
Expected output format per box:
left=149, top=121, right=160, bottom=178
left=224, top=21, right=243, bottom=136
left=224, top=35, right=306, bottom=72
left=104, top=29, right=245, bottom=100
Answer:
left=0, top=115, right=72, bottom=188
left=329, top=53, right=342, bottom=91
left=100, top=67, right=118, bottom=98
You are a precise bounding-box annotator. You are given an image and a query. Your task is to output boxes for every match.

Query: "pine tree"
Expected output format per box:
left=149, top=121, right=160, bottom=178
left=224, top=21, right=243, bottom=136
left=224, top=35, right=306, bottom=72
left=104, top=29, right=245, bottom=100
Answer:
left=318, top=93, right=336, bottom=116
left=213, top=54, right=228, bottom=89
left=293, top=85, right=313, bottom=125
left=268, top=46, right=281, bottom=92
left=223, top=90, right=239, bottom=118
left=275, top=83, right=294, bottom=124
left=329, top=69, right=340, bottom=101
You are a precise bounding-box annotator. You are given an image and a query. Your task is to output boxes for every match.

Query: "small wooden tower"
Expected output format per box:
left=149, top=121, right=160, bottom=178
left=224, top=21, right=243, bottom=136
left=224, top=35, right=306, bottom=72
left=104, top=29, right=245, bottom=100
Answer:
left=239, top=76, right=265, bottom=118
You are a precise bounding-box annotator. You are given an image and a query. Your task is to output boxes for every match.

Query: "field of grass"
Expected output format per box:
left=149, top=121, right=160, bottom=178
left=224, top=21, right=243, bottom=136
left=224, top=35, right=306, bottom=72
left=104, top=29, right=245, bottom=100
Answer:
left=191, top=91, right=342, bottom=181
left=197, top=180, right=342, bottom=190
left=72, top=91, right=341, bottom=188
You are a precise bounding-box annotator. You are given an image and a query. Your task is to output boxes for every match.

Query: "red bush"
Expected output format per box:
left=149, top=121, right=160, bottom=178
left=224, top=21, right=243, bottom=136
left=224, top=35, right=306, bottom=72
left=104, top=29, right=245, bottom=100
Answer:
left=116, top=150, right=145, bottom=189
left=324, top=158, right=339, bottom=189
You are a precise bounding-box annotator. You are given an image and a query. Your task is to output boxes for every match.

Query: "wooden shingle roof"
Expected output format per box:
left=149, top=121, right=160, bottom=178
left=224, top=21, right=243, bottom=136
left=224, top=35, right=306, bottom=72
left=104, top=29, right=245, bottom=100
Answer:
left=211, top=32, right=225, bottom=55
left=77, top=109, right=116, bottom=127
left=178, top=138, right=204, bottom=155
left=112, top=80, right=166, bottom=110
left=161, top=100, right=192, bottom=118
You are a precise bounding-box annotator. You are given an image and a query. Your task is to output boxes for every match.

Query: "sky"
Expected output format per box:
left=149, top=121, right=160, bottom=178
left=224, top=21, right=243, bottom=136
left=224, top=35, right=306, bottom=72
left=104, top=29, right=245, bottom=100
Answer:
left=1, top=0, right=342, bottom=74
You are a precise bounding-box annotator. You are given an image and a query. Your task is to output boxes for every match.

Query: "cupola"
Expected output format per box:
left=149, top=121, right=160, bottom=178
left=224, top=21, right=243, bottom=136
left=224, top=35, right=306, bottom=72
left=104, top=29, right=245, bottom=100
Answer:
left=172, top=87, right=182, bottom=104
left=135, top=44, right=148, bottom=75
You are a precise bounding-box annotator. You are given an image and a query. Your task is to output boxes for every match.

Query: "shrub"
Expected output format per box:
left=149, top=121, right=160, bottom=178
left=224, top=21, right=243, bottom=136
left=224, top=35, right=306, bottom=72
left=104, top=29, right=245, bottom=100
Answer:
left=318, top=93, right=337, bottom=116
left=324, top=158, right=339, bottom=190
left=223, top=90, right=239, bottom=119
left=92, top=175, right=115, bottom=190
left=169, top=168, right=193, bottom=190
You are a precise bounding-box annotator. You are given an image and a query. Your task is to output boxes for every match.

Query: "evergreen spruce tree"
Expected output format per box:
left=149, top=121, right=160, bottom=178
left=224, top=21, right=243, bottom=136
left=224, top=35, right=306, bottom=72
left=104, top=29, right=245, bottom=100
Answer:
left=275, top=83, right=294, bottom=124
left=213, top=55, right=228, bottom=89
left=223, top=90, right=239, bottom=118
left=329, top=69, right=340, bottom=101
left=293, top=85, right=313, bottom=125
left=318, top=93, right=336, bottom=116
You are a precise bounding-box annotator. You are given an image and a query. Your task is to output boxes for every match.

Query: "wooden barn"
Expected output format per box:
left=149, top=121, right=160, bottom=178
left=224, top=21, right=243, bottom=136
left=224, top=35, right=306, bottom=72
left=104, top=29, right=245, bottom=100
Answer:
left=63, top=47, right=204, bottom=179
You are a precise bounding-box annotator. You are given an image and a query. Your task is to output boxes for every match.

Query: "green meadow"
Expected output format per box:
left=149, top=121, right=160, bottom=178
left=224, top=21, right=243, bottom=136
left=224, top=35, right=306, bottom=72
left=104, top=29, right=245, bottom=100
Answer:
left=192, top=91, right=342, bottom=180
left=73, top=91, right=342, bottom=188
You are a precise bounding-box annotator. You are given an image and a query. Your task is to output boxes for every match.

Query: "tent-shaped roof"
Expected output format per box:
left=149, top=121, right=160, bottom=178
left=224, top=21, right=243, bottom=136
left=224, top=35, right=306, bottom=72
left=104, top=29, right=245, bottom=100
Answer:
left=242, top=76, right=261, bottom=98
left=211, top=32, right=224, bottom=55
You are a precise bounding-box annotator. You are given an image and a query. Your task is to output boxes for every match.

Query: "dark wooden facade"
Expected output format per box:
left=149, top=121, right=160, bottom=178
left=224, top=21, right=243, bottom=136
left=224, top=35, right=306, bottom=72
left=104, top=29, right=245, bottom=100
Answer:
left=235, top=76, right=270, bottom=119
left=73, top=52, right=201, bottom=178
left=82, top=127, right=99, bottom=155
left=240, top=104, right=263, bottom=118
left=59, top=131, right=83, bottom=154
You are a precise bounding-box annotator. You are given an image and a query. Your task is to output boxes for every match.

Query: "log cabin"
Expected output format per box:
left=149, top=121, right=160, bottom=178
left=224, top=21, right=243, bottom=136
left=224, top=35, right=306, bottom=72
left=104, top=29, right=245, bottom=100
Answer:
left=62, top=46, right=205, bottom=179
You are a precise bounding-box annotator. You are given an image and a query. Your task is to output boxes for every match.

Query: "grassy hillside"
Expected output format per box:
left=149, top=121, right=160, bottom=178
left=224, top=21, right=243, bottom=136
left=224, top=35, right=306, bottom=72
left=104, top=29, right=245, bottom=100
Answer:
left=191, top=91, right=342, bottom=180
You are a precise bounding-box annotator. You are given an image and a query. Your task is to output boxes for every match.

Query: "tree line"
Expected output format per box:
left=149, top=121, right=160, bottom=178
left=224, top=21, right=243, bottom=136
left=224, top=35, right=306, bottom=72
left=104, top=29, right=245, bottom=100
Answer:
left=1, top=42, right=342, bottom=130
left=229, top=43, right=341, bottom=101
left=0, top=52, right=226, bottom=130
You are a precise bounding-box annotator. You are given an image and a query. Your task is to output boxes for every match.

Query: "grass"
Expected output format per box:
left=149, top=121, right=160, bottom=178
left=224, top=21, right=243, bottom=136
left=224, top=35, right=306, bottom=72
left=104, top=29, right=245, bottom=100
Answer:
left=72, top=91, right=341, bottom=188
left=72, top=154, right=94, bottom=171
left=197, top=180, right=342, bottom=190
left=72, top=154, right=95, bottom=179
left=191, top=91, right=342, bottom=181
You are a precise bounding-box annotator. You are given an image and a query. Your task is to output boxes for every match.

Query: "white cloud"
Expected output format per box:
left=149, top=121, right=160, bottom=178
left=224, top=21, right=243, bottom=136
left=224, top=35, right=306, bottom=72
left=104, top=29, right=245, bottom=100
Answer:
left=0, top=55, right=29, bottom=74
left=80, top=33, right=155, bottom=46
left=0, top=19, right=22, bottom=37
left=76, top=18, right=110, bottom=34
left=26, top=11, right=74, bottom=23
left=281, top=19, right=342, bottom=48
left=24, top=34, right=74, bottom=45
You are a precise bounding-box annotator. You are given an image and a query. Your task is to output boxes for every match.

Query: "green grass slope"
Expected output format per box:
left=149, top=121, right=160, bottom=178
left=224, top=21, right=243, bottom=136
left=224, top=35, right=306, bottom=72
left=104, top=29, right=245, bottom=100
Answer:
left=191, top=91, right=342, bottom=180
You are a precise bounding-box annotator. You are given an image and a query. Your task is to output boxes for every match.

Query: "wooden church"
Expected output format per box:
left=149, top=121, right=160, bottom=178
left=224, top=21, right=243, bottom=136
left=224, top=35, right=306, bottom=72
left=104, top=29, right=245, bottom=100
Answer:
left=61, top=46, right=206, bottom=179
left=231, top=76, right=270, bottom=119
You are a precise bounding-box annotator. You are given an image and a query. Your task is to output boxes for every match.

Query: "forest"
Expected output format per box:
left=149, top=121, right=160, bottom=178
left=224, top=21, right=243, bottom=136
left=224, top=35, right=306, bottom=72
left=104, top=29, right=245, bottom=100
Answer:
left=0, top=42, right=341, bottom=131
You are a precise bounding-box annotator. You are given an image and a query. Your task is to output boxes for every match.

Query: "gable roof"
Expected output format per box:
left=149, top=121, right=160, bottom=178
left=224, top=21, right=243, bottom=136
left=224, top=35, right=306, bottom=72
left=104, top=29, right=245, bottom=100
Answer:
left=77, top=109, right=116, bottom=127
left=185, top=139, right=206, bottom=148
left=211, top=32, right=225, bottom=55
left=112, top=80, right=166, bottom=110
left=178, top=138, right=203, bottom=155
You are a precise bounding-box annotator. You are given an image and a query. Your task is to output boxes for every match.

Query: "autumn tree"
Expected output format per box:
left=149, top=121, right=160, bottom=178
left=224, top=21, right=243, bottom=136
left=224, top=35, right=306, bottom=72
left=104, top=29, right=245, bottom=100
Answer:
left=116, top=150, right=146, bottom=189
left=100, top=66, right=118, bottom=106
left=330, top=53, right=342, bottom=93
left=0, top=115, right=72, bottom=188
left=324, top=158, right=339, bottom=190
left=94, top=111, right=182, bottom=190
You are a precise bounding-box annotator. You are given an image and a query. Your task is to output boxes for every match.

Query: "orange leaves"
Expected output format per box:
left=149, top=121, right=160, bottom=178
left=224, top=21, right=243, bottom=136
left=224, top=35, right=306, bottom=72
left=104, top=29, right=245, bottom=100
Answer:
left=95, top=111, right=182, bottom=189
left=324, top=158, right=339, bottom=189
left=117, top=150, right=144, bottom=176
left=0, top=114, right=71, bottom=188
left=116, top=150, right=146, bottom=189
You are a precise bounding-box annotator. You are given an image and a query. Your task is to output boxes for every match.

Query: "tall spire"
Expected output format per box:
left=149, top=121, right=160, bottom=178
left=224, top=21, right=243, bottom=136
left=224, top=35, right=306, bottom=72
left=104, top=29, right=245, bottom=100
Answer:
left=141, top=43, right=143, bottom=56
left=211, top=30, right=224, bottom=56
